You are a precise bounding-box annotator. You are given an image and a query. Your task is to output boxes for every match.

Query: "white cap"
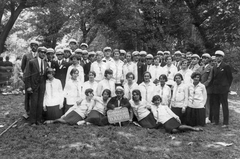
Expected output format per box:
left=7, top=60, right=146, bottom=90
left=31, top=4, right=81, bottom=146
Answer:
left=63, top=48, right=71, bottom=52
left=202, top=53, right=211, bottom=58
left=103, top=47, right=112, bottom=52
left=80, top=43, right=88, bottom=48
left=116, top=86, right=124, bottom=91
left=215, top=50, right=225, bottom=56
left=146, top=54, right=153, bottom=59
left=132, top=51, right=139, bottom=56
left=174, top=51, right=182, bottom=55
left=88, top=51, right=96, bottom=56
left=139, top=51, right=147, bottom=55
left=164, top=51, right=170, bottom=55
left=56, top=49, right=64, bottom=55
left=82, top=50, right=88, bottom=54
left=74, top=49, right=82, bottom=53
left=46, top=48, right=55, bottom=53
left=30, top=40, right=39, bottom=46
left=191, top=54, right=200, bottom=59
left=157, top=51, right=164, bottom=55
left=211, top=56, right=216, bottom=60
left=69, top=39, right=77, bottom=44
left=120, top=49, right=126, bottom=54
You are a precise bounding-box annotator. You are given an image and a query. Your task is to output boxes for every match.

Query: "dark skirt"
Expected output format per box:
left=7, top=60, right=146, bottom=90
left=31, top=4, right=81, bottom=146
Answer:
left=171, top=107, right=185, bottom=124
left=164, top=117, right=181, bottom=133
left=185, top=107, right=205, bottom=127
left=64, top=104, right=74, bottom=113
left=62, top=110, right=83, bottom=125
left=45, top=105, right=62, bottom=120
left=85, top=110, right=109, bottom=126
left=138, top=113, right=157, bottom=129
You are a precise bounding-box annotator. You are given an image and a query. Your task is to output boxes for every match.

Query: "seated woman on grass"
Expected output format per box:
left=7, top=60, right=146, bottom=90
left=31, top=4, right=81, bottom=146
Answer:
left=79, top=89, right=112, bottom=126
left=151, top=95, right=203, bottom=133
left=44, top=88, right=95, bottom=125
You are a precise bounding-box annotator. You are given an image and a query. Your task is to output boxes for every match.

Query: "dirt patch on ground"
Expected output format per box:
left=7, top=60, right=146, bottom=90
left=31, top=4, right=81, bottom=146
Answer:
left=0, top=94, right=240, bottom=159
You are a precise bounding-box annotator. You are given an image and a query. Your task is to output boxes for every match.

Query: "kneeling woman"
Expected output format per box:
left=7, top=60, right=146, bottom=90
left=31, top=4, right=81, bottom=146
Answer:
left=151, top=95, right=203, bottom=133
left=84, top=89, right=112, bottom=126
left=44, top=89, right=95, bottom=125
left=130, top=89, right=157, bottom=129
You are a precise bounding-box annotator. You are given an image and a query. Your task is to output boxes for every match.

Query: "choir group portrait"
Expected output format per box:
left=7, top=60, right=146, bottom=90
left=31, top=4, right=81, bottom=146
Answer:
left=19, top=38, right=233, bottom=134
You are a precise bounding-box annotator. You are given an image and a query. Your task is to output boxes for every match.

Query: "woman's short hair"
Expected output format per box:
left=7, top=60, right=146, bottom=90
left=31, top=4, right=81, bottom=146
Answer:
left=165, top=55, right=173, bottom=61
left=85, top=88, right=93, bottom=96
left=126, top=72, right=135, bottom=80
left=180, top=59, right=188, bottom=66
left=174, top=73, right=183, bottom=81
left=104, top=69, right=113, bottom=77
left=132, top=89, right=142, bottom=101
left=88, top=71, right=96, bottom=77
left=112, top=49, right=120, bottom=56
left=159, top=74, right=168, bottom=82
left=102, top=89, right=111, bottom=97
left=191, top=72, right=202, bottom=81
left=70, top=68, right=79, bottom=76
left=151, top=95, right=162, bottom=103
left=143, top=71, right=152, bottom=79
left=46, top=68, right=55, bottom=76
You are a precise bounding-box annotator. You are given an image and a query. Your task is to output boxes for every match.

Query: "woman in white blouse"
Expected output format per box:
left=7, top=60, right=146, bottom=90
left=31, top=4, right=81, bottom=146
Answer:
left=155, top=74, right=171, bottom=106
left=82, top=71, right=98, bottom=98
left=44, top=89, right=95, bottom=125
left=43, top=68, right=64, bottom=120
left=84, top=89, right=111, bottom=126
left=63, top=68, right=82, bottom=113
left=151, top=95, right=203, bottom=133
left=138, top=71, right=156, bottom=103
left=185, top=72, right=207, bottom=126
left=163, top=56, right=178, bottom=87
left=123, top=72, right=138, bottom=100
left=96, top=69, right=115, bottom=97
left=65, top=54, right=84, bottom=84
left=130, top=89, right=157, bottom=128
left=122, top=52, right=138, bottom=84
left=171, top=73, right=188, bottom=124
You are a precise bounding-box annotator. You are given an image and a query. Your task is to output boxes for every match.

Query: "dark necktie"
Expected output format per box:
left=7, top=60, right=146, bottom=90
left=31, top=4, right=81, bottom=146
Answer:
left=41, top=60, right=44, bottom=75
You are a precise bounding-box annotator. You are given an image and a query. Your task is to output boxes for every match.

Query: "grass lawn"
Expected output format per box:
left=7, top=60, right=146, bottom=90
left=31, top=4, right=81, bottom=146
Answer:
left=0, top=94, right=240, bottom=159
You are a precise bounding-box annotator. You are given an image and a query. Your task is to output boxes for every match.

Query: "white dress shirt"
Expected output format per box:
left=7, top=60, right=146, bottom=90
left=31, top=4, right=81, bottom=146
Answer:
left=138, top=82, right=156, bottom=103
left=130, top=99, right=151, bottom=121
left=122, top=61, right=138, bottom=83
left=123, top=82, right=139, bottom=100
left=96, top=79, right=116, bottom=97
left=64, top=79, right=82, bottom=105
left=108, top=60, right=124, bottom=84
left=188, top=82, right=207, bottom=108
left=149, top=64, right=164, bottom=81
left=155, top=84, right=171, bottom=106
left=90, top=61, right=107, bottom=82
left=177, top=69, right=193, bottom=85
left=92, top=97, right=110, bottom=115
left=81, top=80, right=98, bottom=98
left=171, top=82, right=188, bottom=108
left=163, top=64, right=178, bottom=86
left=43, top=78, right=64, bottom=109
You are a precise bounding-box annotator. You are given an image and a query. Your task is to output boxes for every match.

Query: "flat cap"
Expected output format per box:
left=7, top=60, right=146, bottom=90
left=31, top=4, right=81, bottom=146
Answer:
left=132, top=51, right=139, bottom=56
left=139, top=51, right=147, bottom=55
left=46, top=48, right=55, bottom=54
left=163, top=51, right=170, bottom=55
left=146, top=54, right=153, bottom=59
left=74, top=49, right=82, bottom=53
left=120, top=49, right=126, bottom=54
left=69, top=39, right=77, bottom=44
left=215, top=50, right=225, bottom=56
left=191, top=54, right=200, bottom=59
left=202, top=53, right=211, bottom=58
left=103, top=47, right=112, bottom=52
left=80, top=43, right=88, bottom=48
left=30, top=40, right=39, bottom=46
left=56, top=49, right=64, bottom=55
left=37, top=47, right=47, bottom=52
left=157, top=51, right=164, bottom=55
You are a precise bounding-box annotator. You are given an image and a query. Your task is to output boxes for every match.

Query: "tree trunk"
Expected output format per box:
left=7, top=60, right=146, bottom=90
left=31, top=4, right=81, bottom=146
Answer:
left=0, top=6, right=24, bottom=54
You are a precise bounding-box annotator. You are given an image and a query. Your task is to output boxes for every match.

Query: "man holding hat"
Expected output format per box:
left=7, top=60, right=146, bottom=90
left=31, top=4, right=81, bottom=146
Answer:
left=52, top=49, right=69, bottom=88
left=25, top=47, right=48, bottom=125
left=198, top=53, right=213, bottom=124
left=21, top=40, right=39, bottom=119
left=211, top=50, right=233, bottom=127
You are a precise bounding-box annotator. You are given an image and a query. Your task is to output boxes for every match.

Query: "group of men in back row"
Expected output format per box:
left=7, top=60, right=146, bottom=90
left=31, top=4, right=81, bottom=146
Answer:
left=21, top=39, right=232, bottom=127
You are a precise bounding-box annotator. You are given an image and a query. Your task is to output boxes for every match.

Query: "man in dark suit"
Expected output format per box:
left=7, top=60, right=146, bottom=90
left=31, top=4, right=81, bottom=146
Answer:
left=211, top=50, right=233, bottom=127
left=25, top=47, right=48, bottom=125
left=82, top=50, right=91, bottom=81
left=173, top=51, right=182, bottom=71
left=52, top=49, right=70, bottom=89
left=137, top=51, right=147, bottom=84
left=21, top=40, right=39, bottom=118
left=198, top=53, right=213, bottom=123
left=45, top=48, right=55, bottom=68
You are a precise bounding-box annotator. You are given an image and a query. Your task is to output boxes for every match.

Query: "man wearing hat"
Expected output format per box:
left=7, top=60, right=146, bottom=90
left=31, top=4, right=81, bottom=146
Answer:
left=157, top=51, right=166, bottom=67
left=173, top=51, right=182, bottom=71
left=68, top=39, right=78, bottom=52
left=119, top=49, right=126, bottom=62
left=88, top=51, right=96, bottom=63
left=132, top=51, right=140, bottom=64
left=24, top=47, right=48, bottom=125
left=90, top=51, right=107, bottom=82
left=188, top=54, right=200, bottom=72
left=52, top=49, right=69, bottom=88
left=198, top=53, right=213, bottom=124
left=21, top=40, right=39, bottom=119
left=102, top=47, right=114, bottom=64
left=211, top=50, right=233, bottom=127
left=63, top=48, right=72, bottom=63
left=80, top=43, right=88, bottom=50
left=46, top=48, right=55, bottom=68
left=82, top=50, right=91, bottom=81
left=146, top=54, right=153, bottom=72
left=163, top=51, right=171, bottom=61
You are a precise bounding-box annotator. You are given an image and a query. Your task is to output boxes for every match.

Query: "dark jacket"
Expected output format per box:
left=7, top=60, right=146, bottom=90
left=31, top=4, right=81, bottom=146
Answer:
left=52, top=60, right=70, bottom=88
left=107, top=96, right=131, bottom=110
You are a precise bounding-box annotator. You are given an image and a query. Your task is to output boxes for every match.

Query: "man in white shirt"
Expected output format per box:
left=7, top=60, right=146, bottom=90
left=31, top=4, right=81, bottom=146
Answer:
left=102, top=47, right=114, bottom=64
left=123, top=52, right=138, bottom=83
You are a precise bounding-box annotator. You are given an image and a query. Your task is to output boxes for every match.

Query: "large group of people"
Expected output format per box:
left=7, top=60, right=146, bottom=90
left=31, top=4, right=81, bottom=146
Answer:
left=20, top=39, right=233, bottom=133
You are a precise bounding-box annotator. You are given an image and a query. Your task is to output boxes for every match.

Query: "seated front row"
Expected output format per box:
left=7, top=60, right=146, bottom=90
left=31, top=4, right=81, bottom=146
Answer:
left=45, top=87, right=203, bottom=133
